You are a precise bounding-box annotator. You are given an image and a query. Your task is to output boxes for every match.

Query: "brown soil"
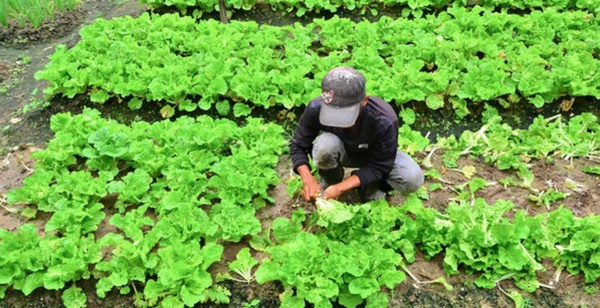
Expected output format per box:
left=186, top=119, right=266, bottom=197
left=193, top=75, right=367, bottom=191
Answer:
left=3, top=147, right=600, bottom=307
left=1, top=1, right=600, bottom=307
left=0, top=0, right=148, bottom=149
left=0, top=7, right=86, bottom=49
left=0, top=62, right=13, bottom=81
left=0, top=59, right=27, bottom=96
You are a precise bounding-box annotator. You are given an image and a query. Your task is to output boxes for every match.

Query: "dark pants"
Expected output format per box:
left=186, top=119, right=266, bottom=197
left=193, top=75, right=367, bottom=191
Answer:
left=312, top=133, right=424, bottom=200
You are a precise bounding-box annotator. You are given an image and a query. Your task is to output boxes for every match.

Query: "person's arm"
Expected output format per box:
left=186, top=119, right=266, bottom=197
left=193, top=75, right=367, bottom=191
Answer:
left=297, top=164, right=321, bottom=202
left=289, top=101, right=321, bottom=173
left=323, top=174, right=361, bottom=200
left=289, top=100, right=322, bottom=201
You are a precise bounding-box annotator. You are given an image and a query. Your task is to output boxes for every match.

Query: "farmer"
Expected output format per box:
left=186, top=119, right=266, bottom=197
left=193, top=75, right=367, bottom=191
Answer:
left=289, top=67, right=424, bottom=202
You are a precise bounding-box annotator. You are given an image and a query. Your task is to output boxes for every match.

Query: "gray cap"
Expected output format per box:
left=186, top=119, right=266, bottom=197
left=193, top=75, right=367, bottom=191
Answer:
left=319, top=67, right=367, bottom=128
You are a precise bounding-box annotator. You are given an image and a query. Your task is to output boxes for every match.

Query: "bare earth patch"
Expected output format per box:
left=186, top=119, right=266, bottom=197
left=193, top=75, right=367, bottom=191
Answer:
left=0, top=145, right=40, bottom=231
left=0, top=7, right=87, bottom=48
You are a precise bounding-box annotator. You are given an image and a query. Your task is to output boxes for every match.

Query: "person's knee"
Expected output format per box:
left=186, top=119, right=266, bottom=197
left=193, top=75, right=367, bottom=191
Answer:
left=387, top=157, right=424, bottom=195
left=312, top=133, right=344, bottom=170
left=402, top=165, right=424, bottom=193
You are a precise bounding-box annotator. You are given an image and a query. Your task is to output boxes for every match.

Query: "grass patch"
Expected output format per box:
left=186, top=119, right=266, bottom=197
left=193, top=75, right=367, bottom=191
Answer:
left=0, top=0, right=80, bottom=28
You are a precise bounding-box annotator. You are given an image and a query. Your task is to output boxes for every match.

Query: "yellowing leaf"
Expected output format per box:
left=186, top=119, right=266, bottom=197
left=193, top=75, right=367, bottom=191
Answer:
left=461, top=165, right=476, bottom=179
left=160, top=105, right=174, bottom=118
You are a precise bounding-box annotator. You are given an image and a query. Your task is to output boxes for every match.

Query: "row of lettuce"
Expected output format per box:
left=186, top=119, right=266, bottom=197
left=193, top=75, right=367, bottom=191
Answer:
left=4, top=0, right=600, bottom=30
left=36, top=9, right=600, bottom=118
left=1, top=109, right=599, bottom=307
left=141, top=0, right=600, bottom=16
left=263, top=195, right=600, bottom=307
left=3, top=0, right=599, bottom=29
left=400, top=106, right=600, bottom=190
left=1, top=109, right=286, bottom=307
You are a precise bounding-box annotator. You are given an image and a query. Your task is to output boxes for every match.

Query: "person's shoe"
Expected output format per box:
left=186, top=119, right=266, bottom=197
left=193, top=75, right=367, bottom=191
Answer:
left=359, top=189, right=387, bottom=203
left=359, top=182, right=387, bottom=202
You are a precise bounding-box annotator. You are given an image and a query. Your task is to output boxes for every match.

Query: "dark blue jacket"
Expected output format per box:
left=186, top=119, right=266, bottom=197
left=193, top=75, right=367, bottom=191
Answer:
left=289, top=96, right=398, bottom=188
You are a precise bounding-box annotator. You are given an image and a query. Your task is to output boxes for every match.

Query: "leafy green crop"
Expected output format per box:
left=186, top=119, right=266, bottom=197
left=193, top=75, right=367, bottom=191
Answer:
left=2, top=105, right=600, bottom=308
left=2, top=109, right=286, bottom=306
left=256, top=232, right=405, bottom=307
left=143, top=243, right=227, bottom=306
left=0, top=0, right=80, bottom=28
left=61, top=285, right=86, bottom=308
left=139, top=0, right=600, bottom=17
left=256, top=193, right=600, bottom=307
left=36, top=11, right=600, bottom=116
left=437, top=110, right=600, bottom=186
left=0, top=224, right=102, bottom=299
left=584, top=166, right=600, bottom=175
left=219, top=247, right=259, bottom=283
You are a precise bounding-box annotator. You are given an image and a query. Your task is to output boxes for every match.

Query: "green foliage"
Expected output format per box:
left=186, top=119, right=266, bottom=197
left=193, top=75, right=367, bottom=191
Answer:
left=256, top=231, right=403, bottom=307
left=256, top=199, right=420, bottom=306
left=438, top=112, right=600, bottom=185
left=398, top=124, right=430, bottom=155
left=315, top=198, right=359, bottom=227
left=286, top=176, right=302, bottom=198
left=2, top=109, right=286, bottom=306
left=243, top=299, right=261, bottom=308
left=2, top=94, right=600, bottom=308
left=61, top=285, right=86, bottom=308
left=256, top=191, right=600, bottom=304
left=550, top=209, right=600, bottom=284
left=227, top=248, right=259, bottom=283
left=0, top=0, right=80, bottom=28
left=36, top=11, right=600, bottom=116
left=584, top=166, right=600, bottom=175
left=139, top=0, right=600, bottom=16
left=528, top=188, right=569, bottom=209
left=585, top=285, right=597, bottom=295
left=143, top=243, right=227, bottom=307
left=398, top=108, right=416, bottom=125
left=0, top=224, right=102, bottom=298
left=209, top=203, right=261, bottom=242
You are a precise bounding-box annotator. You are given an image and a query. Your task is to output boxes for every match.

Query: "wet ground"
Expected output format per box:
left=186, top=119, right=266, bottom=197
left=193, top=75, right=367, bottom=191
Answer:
left=1, top=1, right=600, bottom=307
left=0, top=0, right=149, bottom=150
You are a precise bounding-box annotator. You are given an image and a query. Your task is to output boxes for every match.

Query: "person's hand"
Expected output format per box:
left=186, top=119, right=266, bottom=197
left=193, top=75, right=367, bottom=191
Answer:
left=301, top=175, right=321, bottom=202
left=323, top=184, right=343, bottom=200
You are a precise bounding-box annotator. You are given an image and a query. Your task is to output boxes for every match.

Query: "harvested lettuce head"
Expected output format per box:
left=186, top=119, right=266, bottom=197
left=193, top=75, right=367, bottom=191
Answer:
left=315, top=198, right=357, bottom=227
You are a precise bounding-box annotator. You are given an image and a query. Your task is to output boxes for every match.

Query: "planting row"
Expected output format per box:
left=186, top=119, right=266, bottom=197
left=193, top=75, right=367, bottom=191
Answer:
left=0, top=0, right=80, bottom=28
left=140, top=0, right=600, bottom=17
left=262, top=194, right=600, bottom=307
left=2, top=109, right=599, bottom=307
left=398, top=110, right=599, bottom=209
left=433, top=109, right=600, bottom=190
left=2, top=109, right=286, bottom=306
left=35, top=9, right=600, bottom=118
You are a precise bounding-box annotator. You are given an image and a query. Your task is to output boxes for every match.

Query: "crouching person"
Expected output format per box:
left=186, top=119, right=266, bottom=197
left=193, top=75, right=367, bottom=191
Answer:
left=289, top=67, right=424, bottom=202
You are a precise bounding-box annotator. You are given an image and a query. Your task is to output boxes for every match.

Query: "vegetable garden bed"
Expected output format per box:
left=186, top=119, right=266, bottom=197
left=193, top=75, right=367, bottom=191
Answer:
left=141, top=0, right=600, bottom=17
left=1, top=0, right=600, bottom=307
left=35, top=10, right=600, bottom=118
left=1, top=107, right=599, bottom=307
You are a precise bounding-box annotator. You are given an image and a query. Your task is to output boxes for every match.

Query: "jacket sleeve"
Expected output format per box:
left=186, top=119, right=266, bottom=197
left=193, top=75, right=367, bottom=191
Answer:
left=289, top=101, right=321, bottom=173
left=351, top=123, right=398, bottom=188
